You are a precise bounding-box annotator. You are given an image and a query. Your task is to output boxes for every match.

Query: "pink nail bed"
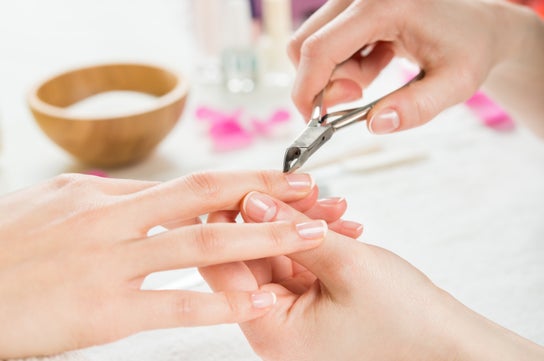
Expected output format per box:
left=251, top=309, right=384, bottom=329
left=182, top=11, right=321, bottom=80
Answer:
left=296, top=220, right=328, bottom=239
left=244, top=192, right=277, bottom=222
left=317, top=197, right=345, bottom=206
left=251, top=291, right=277, bottom=309
left=341, top=220, right=364, bottom=233
left=285, top=173, right=314, bottom=190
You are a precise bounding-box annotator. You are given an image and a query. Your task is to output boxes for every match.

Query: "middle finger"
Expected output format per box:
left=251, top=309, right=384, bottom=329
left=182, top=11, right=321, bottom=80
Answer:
left=122, top=220, right=327, bottom=278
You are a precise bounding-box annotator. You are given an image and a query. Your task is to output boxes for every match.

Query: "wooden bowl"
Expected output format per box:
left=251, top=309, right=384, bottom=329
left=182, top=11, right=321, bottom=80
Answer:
left=28, top=63, right=189, bottom=168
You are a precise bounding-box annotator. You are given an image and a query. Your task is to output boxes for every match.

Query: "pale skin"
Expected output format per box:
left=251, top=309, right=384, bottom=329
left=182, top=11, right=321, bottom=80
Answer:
left=198, top=0, right=544, bottom=360
left=288, top=0, right=544, bottom=137
left=0, top=170, right=362, bottom=358
left=3, top=1, right=543, bottom=359
left=201, top=192, right=544, bottom=361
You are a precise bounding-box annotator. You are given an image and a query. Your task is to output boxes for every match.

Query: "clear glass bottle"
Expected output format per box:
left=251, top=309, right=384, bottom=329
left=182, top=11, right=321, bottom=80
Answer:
left=221, top=0, right=258, bottom=93
left=258, top=0, right=294, bottom=88
left=192, top=0, right=224, bottom=85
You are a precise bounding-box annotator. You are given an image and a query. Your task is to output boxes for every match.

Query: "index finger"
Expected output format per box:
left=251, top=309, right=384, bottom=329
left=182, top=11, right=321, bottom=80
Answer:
left=288, top=0, right=351, bottom=65
left=121, top=170, right=315, bottom=230
left=241, top=191, right=365, bottom=294
left=292, top=1, right=390, bottom=118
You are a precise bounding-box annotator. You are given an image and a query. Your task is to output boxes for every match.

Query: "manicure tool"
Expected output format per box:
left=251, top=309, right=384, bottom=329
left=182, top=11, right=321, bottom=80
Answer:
left=282, top=71, right=425, bottom=173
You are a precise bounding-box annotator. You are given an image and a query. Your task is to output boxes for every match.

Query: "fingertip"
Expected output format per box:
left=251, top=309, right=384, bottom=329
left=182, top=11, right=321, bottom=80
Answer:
left=295, top=219, right=328, bottom=241
left=284, top=172, right=315, bottom=192
left=319, top=196, right=346, bottom=204
left=242, top=191, right=278, bottom=223
left=251, top=290, right=278, bottom=309
left=367, top=70, right=472, bottom=134
left=341, top=220, right=364, bottom=238
left=287, top=187, right=320, bottom=213
left=328, top=219, right=364, bottom=239
left=316, top=196, right=347, bottom=212
left=368, top=107, right=401, bottom=135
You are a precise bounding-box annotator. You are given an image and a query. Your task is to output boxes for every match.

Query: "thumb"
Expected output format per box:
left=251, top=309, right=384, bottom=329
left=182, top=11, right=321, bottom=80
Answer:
left=367, top=69, right=476, bottom=134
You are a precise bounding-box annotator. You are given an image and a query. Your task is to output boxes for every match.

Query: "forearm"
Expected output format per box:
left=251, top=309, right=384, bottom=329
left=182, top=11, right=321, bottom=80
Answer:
left=483, top=1, right=544, bottom=137
left=436, top=290, right=544, bottom=361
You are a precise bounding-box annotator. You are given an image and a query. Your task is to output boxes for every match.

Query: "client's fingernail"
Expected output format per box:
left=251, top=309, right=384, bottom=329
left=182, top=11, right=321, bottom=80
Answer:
left=317, top=197, right=345, bottom=206
left=342, top=220, right=364, bottom=234
left=244, top=192, right=277, bottom=222
left=296, top=220, right=328, bottom=240
left=369, top=108, right=400, bottom=134
left=285, top=173, right=314, bottom=191
left=251, top=291, right=277, bottom=308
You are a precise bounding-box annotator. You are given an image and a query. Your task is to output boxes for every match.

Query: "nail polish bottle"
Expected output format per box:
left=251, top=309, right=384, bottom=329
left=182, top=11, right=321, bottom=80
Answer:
left=258, top=0, right=294, bottom=88
left=192, top=0, right=224, bottom=84
left=221, top=0, right=258, bottom=93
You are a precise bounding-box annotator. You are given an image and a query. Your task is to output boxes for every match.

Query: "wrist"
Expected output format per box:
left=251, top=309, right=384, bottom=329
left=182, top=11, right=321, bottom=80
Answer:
left=486, top=0, right=542, bottom=72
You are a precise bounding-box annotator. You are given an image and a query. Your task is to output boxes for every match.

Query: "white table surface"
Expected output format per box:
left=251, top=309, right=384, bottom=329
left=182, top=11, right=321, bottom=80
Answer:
left=1, top=1, right=544, bottom=360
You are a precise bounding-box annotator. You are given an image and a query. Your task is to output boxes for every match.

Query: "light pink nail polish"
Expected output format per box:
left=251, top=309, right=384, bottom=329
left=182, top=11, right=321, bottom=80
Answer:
left=317, top=197, right=345, bottom=206
left=296, top=220, right=328, bottom=240
left=342, top=220, right=364, bottom=234
left=285, top=173, right=314, bottom=191
left=369, top=108, right=400, bottom=134
left=251, top=291, right=277, bottom=308
left=244, top=192, right=277, bottom=222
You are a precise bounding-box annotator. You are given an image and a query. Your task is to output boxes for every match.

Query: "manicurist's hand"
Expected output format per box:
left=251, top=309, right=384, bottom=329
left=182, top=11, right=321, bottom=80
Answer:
left=0, top=170, right=328, bottom=358
left=289, top=0, right=544, bottom=136
left=201, top=191, right=544, bottom=361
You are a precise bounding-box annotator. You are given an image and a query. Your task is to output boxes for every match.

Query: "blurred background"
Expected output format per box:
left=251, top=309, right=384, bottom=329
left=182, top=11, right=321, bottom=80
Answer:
left=0, top=0, right=331, bottom=190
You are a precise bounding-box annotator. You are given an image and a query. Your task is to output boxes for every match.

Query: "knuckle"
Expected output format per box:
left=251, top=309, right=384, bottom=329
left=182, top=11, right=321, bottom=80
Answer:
left=266, top=223, right=289, bottom=249
left=287, top=33, right=302, bottom=63
left=256, top=170, right=277, bottom=195
left=300, top=32, right=340, bottom=77
left=49, top=173, right=106, bottom=198
left=300, top=33, right=325, bottom=60
left=193, top=224, right=224, bottom=256
left=51, top=173, right=89, bottom=190
left=173, top=294, right=194, bottom=325
left=47, top=174, right=116, bottom=222
left=183, top=172, right=221, bottom=200
left=415, top=92, right=439, bottom=124
left=222, top=292, right=243, bottom=318
left=405, top=81, right=439, bottom=127
left=453, top=67, right=480, bottom=98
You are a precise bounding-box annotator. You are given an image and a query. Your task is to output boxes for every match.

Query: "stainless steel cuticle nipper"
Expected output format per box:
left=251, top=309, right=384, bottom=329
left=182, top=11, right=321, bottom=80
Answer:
left=282, top=71, right=425, bottom=173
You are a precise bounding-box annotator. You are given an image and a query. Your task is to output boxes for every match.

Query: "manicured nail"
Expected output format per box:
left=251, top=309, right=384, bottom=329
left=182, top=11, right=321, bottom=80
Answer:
left=369, top=108, right=400, bottom=134
left=317, top=197, right=345, bottom=206
left=244, top=192, right=277, bottom=222
left=285, top=173, right=314, bottom=191
left=251, top=291, right=277, bottom=309
left=296, top=220, right=328, bottom=240
left=341, top=220, right=364, bottom=234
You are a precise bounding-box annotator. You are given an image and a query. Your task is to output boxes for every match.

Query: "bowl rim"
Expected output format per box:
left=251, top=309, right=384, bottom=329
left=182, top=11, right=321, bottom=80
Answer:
left=27, top=62, right=190, bottom=121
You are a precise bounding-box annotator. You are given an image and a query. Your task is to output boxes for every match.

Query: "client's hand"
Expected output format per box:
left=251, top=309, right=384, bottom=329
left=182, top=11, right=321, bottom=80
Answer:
left=201, top=191, right=544, bottom=361
left=0, top=171, right=325, bottom=358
